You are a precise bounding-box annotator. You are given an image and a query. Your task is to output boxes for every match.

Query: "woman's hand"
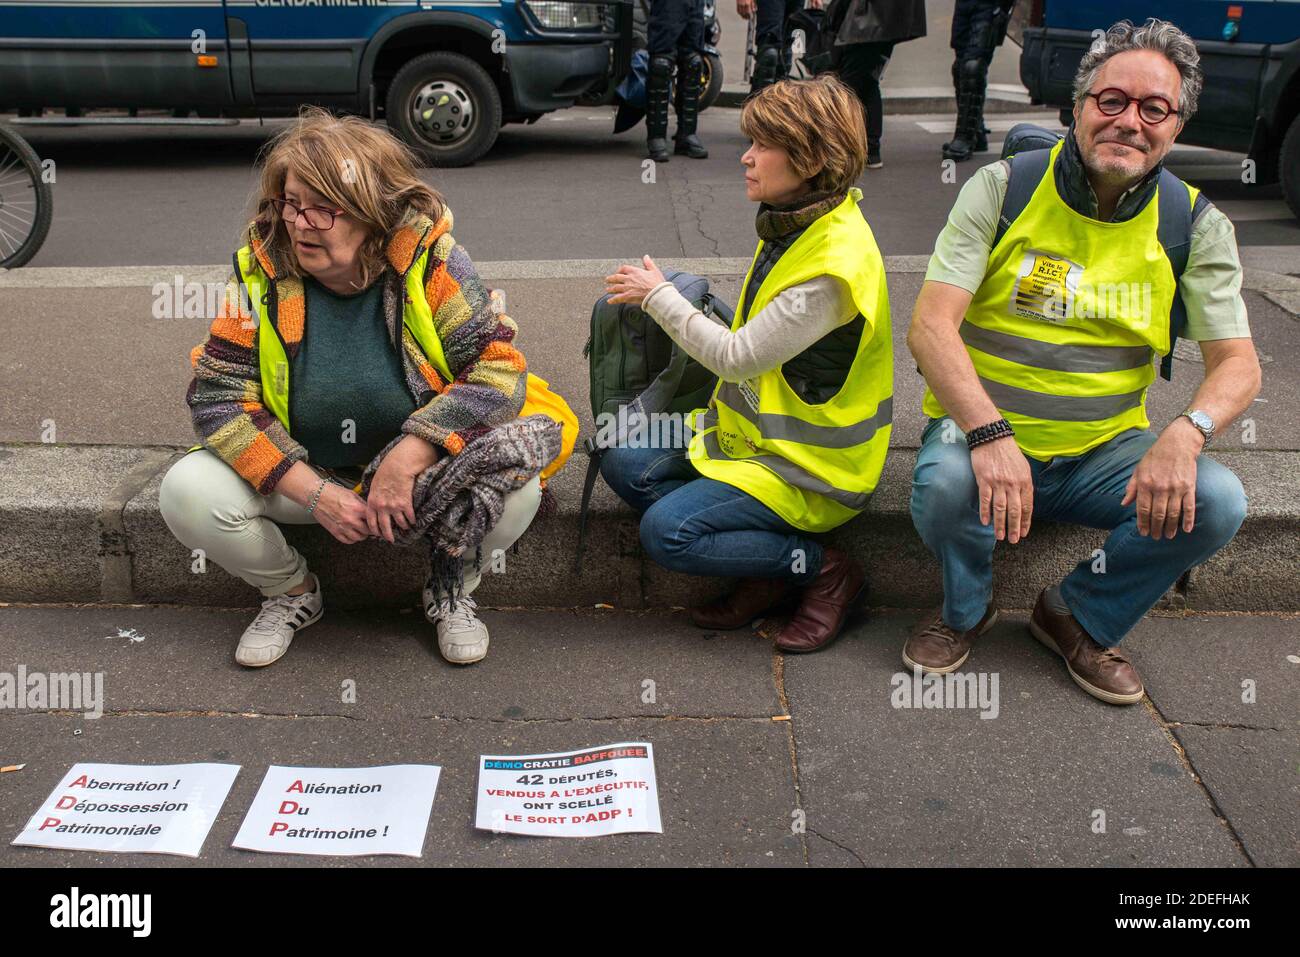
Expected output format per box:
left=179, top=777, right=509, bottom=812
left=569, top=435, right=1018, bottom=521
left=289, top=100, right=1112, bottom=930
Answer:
left=365, top=434, right=439, bottom=543
left=605, top=255, right=667, bottom=306
left=737, top=0, right=755, bottom=18
left=313, top=483, right=372, bottom=544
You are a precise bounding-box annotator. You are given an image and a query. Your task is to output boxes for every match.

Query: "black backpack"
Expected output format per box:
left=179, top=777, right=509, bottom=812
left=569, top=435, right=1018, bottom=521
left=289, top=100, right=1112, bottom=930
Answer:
left=997, top=123, right=1210, bottom=381
left=575, top=271, right=731, bottom=570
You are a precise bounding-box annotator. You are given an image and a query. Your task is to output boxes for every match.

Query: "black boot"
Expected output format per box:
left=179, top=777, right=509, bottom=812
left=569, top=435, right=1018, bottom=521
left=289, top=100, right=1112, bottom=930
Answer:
left=942, top=56, right=988, bottom=162
left=674, top=51, right=708, bottom=159
left=749, top=44, right=781, bottom=95
left=646, top=53, right=673, bottom=163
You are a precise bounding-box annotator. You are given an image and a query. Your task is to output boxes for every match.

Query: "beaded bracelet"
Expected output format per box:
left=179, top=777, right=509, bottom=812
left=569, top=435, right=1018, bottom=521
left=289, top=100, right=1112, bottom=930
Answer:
left=306, top=477, right=328, bottom=514
left=965, top=418, right=1015, bottom=451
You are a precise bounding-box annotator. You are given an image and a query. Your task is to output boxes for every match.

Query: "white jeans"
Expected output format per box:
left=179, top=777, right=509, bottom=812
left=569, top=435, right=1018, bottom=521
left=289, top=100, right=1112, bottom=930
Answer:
left=159, top=449, right=542, bottom=599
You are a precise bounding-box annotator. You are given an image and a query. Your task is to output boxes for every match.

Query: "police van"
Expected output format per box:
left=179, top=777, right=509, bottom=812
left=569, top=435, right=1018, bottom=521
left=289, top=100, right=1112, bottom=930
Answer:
left=1016, top=0, right=1300, bottom=220
left=0, top=0, right=634, bottom=165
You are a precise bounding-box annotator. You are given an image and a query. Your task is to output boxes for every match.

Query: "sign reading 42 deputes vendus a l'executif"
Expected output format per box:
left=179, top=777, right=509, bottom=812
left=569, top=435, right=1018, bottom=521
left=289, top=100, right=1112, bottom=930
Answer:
left=475, top=742, right=662, bottom=837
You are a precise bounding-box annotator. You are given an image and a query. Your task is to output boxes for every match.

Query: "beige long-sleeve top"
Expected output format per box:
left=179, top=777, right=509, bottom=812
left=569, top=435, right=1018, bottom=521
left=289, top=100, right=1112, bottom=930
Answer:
left=641, top=274, right=859, bottom=383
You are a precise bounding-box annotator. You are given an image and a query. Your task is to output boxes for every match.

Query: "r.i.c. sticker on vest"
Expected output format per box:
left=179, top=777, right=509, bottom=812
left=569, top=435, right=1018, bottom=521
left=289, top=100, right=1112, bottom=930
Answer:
left=1010, top=250, right=1083, bottom=324
left=738, top=379, right=761, bottom=413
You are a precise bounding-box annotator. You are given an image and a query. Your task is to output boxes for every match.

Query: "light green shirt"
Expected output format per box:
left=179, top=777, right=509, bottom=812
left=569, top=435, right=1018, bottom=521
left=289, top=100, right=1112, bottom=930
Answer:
left=925, top=161, right=1251, bottom=341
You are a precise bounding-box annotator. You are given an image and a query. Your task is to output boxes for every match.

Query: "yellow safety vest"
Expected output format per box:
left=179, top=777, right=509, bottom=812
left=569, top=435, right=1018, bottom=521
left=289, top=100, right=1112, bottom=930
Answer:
left=922, top=139, right=1196, bottom=460
left=687, top=187, right=894, bottom=533
left=188, top=244, right=578, bottom=480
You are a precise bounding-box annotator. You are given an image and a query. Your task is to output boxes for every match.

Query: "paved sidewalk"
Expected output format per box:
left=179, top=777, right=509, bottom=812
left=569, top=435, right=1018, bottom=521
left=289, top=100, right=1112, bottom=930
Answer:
left=0, top=604, right=1294, bottom=866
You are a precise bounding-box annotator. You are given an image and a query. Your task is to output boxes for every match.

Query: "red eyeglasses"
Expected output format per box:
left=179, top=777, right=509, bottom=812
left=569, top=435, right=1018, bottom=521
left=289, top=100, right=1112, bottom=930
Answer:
left=1086, top=88, right=1181, bottom=125
left=270, top=197, right=345, bottom=230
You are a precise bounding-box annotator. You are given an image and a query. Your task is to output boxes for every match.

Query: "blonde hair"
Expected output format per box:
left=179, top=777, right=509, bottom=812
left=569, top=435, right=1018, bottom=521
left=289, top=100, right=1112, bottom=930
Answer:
left=246, top=106, right=445, bottom=289
left=740, top=75, right=867, bottom=195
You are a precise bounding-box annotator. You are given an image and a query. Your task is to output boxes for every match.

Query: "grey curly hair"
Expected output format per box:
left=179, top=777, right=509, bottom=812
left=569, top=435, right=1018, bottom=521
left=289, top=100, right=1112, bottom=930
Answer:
left=1073, top=18, right=1203, bottom=123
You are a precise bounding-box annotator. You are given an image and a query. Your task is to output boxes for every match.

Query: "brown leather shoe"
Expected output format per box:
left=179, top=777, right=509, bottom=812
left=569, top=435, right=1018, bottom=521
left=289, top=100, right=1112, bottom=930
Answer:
left=1029, top=589, right=1144, bottom=705
left=774, top=549, right=867, bottom=653
left=902, top=606, right=998, bottom=674
left=689, top=577, right=796, bottom=630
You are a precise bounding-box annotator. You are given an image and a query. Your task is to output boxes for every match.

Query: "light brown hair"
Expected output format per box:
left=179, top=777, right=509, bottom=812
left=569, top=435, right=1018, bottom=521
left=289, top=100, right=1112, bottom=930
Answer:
left=246, top=106, right=445, bottom=288
left=739, top=75, right=867, bottom=195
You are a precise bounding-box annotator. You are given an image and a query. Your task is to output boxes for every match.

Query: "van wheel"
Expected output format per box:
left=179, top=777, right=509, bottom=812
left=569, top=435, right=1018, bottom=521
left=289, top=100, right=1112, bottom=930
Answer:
left=1281, top=114, right=1300, bottom=221
left=386, top=51, right=501, bottom=167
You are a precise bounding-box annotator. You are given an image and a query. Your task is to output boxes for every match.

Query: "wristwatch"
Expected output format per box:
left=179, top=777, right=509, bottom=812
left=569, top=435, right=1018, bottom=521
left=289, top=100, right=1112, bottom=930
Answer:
left=1180, top=408, right=1215, bottom=445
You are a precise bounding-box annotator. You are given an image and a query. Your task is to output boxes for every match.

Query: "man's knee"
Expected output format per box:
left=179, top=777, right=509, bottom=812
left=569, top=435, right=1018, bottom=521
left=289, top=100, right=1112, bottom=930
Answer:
left=1193, top=461, right=1247, bottom=546
left=911, top=441, right=981, bottom=536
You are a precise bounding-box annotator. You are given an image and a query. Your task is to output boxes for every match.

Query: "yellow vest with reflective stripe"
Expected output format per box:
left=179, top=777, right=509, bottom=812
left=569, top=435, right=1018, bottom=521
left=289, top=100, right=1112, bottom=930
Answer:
left=687, top=187, right=893, bottom=533
left=198, top=246, right=579, bottom=482
left=922, top=140, right=1196, bottom=460
left=235, top=244, right=453, bottom=430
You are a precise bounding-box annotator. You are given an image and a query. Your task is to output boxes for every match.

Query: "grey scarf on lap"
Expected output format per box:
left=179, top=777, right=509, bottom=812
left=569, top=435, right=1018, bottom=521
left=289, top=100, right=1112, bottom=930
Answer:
left=358, top=414, right=562, bottom=601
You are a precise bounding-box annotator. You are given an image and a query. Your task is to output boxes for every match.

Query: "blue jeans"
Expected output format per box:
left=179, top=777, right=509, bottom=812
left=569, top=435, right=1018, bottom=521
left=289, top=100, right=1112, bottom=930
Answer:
left=910, top=417, right=1247, bottom=646
left=600, top=444, right=824, bottom=584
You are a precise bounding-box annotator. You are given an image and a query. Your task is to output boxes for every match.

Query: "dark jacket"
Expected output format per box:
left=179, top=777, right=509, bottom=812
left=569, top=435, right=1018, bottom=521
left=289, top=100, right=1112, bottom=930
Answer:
left=835, top=0, right=927, bottom=46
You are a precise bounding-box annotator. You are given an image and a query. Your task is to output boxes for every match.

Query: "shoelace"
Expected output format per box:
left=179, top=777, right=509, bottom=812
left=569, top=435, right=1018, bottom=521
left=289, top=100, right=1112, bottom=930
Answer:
left=433, top=596, right=479, bottom=632
left=246, top=593, right=310, bottom=638
left=916, top=615, right=962, bottom=646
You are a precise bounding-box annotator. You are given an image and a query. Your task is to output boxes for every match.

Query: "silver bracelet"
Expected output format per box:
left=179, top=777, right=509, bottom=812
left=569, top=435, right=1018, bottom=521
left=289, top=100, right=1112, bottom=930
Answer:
left=306, top=477, right=328, bottom=514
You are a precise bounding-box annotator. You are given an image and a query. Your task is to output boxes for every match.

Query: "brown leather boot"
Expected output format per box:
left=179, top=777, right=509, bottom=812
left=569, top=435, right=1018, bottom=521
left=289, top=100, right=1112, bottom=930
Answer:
left=774, top=549, right=867, bottom=653
left=689, top=578, right=795, bottom=630
left=902, top=606, right=998, bottom=674
left=1029, top=589, right=1144, bottom=705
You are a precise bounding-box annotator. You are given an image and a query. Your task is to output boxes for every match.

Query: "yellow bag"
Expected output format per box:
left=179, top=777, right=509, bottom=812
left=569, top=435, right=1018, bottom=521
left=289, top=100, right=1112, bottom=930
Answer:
left=520, top=372, right=578, bottom=483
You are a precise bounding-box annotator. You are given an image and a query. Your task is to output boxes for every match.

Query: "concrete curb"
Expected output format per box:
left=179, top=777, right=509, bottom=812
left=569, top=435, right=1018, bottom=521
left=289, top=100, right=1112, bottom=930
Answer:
left=2, top=443, right=1296, bottom=613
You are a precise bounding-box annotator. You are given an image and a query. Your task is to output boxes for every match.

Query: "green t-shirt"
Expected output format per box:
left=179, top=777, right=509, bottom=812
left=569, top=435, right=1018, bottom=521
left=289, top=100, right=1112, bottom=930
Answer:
left=289, top=275, right=416, bottom=476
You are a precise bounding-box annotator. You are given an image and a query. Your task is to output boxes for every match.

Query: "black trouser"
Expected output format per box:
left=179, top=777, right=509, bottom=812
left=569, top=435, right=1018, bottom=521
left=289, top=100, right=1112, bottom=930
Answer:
left=950, top=0, right=1004, bottom=80
left=754, top=0, right=803, bottom=68
left=834, top=41, right=895, bottom=152
left=647, top=0, right=704, bottom=56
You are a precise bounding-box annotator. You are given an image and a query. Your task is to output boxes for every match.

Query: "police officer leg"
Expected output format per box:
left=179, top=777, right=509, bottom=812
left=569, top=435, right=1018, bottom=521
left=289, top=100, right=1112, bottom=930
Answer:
left=750, top=0, right=783, bottom=93
left=673, top=0, right=707, bottom=158
left=675, top=50, right=708, bottom=157
left=942, top=53, right=990, bottom=161
left=646, top=52, right=674, bottom=162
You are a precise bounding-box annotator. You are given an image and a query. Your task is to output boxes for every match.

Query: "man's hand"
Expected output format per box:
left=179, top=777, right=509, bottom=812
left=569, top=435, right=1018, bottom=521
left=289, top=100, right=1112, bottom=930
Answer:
left=365, top=435, right=439, bottom=543
left=737, top=0, right=754, bottom=18
left=1122, top=418, right=1203, bottom=539
left=807, top=0, right=825, bottom=9
left=969, top=435, right=1034, bottom=543
left=313, top=484, right=372, bottom=545
left=605, top=255, right=667, bottom=306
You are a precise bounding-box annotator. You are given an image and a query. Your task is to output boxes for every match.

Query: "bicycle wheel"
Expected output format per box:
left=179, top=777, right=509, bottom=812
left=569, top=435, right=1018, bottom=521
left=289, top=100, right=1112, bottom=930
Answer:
left=0, top=123, right=53, bottom=269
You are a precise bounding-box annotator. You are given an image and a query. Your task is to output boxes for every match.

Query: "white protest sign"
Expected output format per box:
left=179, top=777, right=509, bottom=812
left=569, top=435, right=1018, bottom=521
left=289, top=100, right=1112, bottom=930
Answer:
left=475, top=742, right=662, bottom=837
left=232, top=764, right=440, bottom=857
left=12, top=762, right=239, bottom=857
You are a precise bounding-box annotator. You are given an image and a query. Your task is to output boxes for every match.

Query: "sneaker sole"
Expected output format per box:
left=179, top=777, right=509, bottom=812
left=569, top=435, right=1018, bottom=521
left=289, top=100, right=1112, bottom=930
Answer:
left=901, top=609, right=999, bottom=675
left=237, top=603, right=323, bottom=668
left=443, top=649, right=487, bottom=665
left=1027, top=619, right=1144, bottom=705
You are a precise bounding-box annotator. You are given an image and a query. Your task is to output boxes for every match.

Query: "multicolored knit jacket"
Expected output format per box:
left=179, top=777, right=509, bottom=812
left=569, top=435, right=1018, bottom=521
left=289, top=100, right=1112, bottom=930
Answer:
left=186, top=205, right=528, bottom=495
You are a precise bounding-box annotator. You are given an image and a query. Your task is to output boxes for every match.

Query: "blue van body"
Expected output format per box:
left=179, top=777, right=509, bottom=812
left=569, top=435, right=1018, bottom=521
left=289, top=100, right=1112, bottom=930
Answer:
left=1017, top=0, right=1300, bottom=215
left=0, top=0, right=633, bottom=164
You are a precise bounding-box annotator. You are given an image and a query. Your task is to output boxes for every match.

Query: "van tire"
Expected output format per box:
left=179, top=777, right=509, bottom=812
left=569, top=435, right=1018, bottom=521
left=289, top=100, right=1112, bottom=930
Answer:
left=1281, top=113, right=1300, bottom=221
left=386, top=51, right=501, bottom=167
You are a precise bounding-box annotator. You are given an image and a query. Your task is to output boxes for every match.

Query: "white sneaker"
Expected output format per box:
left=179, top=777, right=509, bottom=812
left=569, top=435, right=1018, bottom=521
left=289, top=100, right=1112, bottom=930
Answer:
left=424, top=592, right=489, bottom=665
left=235, top=580, right=324, bottom=667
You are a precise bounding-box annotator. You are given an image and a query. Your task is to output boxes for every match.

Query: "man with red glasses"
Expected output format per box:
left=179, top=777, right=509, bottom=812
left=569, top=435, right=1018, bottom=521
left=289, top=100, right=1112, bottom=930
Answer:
left=903, top=19, right=1260, bottom=704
